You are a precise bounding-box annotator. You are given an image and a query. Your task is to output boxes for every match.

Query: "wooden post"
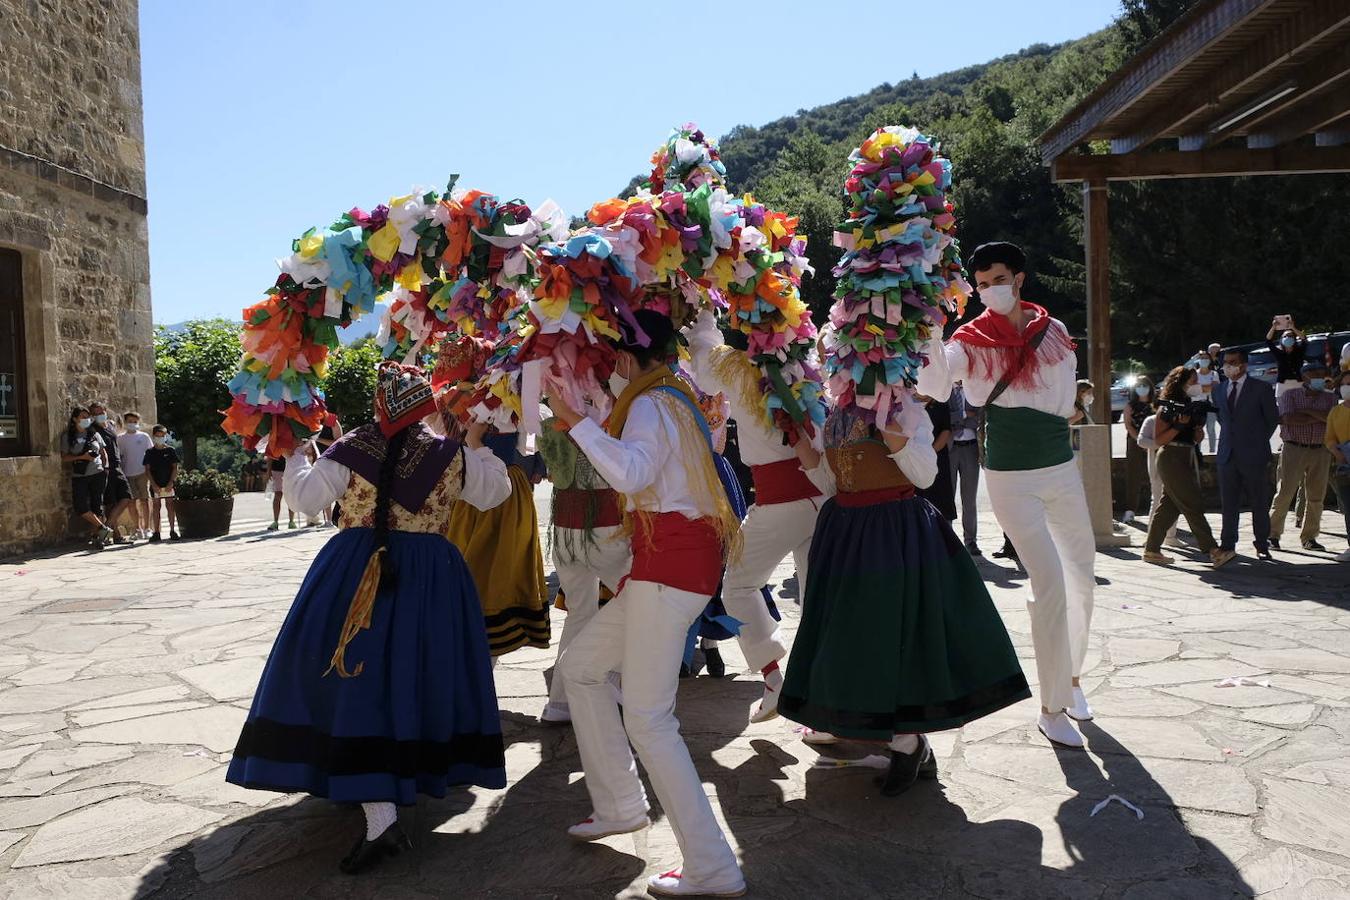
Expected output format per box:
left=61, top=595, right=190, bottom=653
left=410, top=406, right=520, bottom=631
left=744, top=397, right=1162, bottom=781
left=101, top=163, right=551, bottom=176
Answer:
left=1083, top=180, right=1111, bottom=416
left=1082, top=179, right=1126, bottom=544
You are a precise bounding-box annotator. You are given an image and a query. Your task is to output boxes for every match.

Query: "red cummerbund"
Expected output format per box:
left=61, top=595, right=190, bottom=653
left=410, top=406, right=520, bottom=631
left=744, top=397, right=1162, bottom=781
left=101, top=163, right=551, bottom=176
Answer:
left=553, top=487, right=623, bottom=529
left=834, top=485, right=917, bottom=508
left=627, top=512, right=723, bottom=596
left=751, top=458, right=823, bottom=505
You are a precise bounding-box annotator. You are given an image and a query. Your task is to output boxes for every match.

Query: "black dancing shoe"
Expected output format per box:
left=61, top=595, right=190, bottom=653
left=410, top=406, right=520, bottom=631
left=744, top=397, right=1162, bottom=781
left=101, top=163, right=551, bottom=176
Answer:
left=703, top=647, right=726, bottom=678
left=876, top=738, right=935, bottom=797
left=339, top=821, right=411, bottom=875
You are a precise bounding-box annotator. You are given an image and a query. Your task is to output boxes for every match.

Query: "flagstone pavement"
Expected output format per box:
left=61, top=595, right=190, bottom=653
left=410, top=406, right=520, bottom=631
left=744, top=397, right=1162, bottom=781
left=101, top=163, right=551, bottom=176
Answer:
left=0, top=488, right=1348, bottom=899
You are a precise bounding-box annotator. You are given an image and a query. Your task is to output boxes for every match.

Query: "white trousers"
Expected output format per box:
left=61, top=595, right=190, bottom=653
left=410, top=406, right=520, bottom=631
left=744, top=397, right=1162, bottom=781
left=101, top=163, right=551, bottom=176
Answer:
left=560, top=579, right=740, bottom=885
left=985, top=459, right=1095, bottom=713
left=546, top=526, right=632, bottom=713
left=720, top=498, right=818, bottom=671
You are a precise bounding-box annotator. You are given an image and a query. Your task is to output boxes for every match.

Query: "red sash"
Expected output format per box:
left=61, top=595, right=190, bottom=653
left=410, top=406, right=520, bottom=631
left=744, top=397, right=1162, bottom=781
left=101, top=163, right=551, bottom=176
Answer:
left=751, top=458, right=823, bottom=505
left=622, top=512, right=723, bottom=596
left=553, top=487, right=623, bottom=529
left=834, top=486, right=916, bottom=508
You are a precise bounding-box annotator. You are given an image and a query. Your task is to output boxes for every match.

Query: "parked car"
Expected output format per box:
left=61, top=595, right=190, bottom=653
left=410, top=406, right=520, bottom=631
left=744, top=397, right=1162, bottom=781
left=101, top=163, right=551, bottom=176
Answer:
left=1109, top=373, right=1148, bottom=423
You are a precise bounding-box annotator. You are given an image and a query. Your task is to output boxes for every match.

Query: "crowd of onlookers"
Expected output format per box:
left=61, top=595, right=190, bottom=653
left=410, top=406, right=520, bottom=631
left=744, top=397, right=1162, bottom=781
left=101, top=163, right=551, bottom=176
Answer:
left=59, top=404, right=180, bottom=548
left=1115, top=317, right=1350, bottom=566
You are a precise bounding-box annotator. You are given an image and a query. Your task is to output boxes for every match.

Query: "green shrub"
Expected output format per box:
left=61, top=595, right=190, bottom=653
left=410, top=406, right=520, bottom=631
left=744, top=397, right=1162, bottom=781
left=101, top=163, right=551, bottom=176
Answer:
left=174, top=468, right=238, bottom=501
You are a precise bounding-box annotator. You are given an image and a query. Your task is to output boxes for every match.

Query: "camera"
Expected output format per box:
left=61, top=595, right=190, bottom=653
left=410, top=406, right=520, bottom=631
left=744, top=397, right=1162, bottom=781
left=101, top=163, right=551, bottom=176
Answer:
left=1158, top=397, right=1209, bottom=425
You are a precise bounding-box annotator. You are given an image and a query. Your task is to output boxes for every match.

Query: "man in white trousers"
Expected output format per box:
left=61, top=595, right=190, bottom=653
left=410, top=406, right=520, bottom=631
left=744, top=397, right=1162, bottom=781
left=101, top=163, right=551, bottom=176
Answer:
left=685, top=308, right=818, bottom=722
left=537, top=421, right=632, bottom=724
left=551, top=309, right=746, bottom=898
left=931, top=241, right=1096, bottom=749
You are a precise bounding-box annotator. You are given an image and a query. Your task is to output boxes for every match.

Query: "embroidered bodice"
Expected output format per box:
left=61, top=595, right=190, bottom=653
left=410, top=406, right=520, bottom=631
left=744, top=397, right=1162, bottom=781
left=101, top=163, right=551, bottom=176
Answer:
left=338, top=452, right=465, bottom=534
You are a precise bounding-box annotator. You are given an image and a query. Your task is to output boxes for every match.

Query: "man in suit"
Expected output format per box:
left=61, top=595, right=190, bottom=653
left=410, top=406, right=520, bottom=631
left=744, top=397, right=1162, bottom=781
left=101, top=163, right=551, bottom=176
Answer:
left=1214, top=348, right=1280, bottom=560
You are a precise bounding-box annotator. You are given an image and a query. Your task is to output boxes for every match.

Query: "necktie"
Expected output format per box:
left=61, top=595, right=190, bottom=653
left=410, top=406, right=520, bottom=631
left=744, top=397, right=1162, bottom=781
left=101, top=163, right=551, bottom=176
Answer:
left=1227, top=382, right=1238, bottom=414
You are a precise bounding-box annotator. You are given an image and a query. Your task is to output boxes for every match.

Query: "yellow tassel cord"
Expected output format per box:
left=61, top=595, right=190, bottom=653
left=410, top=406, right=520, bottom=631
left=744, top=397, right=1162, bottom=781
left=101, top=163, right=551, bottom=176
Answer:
left=709, top=345, right=771, bottom=430
left=324, top=547, right=386, bottom=678
left=612, top=377, right=750, bottom=566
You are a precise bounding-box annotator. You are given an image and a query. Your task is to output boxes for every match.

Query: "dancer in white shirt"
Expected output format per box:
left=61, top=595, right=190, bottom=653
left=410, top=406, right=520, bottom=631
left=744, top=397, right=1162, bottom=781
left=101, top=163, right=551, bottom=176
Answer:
left=930, top=242, right=1096, bottom=749
left=685, top=308, right=820, bottom=721
left=549, top=309, right=747, bottom=899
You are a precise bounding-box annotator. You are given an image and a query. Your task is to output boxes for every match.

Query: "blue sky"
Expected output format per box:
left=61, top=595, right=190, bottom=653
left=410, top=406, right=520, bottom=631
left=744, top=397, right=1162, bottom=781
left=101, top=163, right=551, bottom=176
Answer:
left=141, top=0, right=1123, bottom=325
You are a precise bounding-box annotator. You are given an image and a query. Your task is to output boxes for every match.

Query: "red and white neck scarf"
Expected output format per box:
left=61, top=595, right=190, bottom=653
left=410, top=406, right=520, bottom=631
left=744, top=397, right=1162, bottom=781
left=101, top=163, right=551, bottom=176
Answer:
left=950, top=301, right=1076, bottom=391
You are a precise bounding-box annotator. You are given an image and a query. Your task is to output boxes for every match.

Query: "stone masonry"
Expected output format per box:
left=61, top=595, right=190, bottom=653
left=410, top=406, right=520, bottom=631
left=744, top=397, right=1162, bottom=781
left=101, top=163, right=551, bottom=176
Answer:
left=0, top=0, right=156, bottom=556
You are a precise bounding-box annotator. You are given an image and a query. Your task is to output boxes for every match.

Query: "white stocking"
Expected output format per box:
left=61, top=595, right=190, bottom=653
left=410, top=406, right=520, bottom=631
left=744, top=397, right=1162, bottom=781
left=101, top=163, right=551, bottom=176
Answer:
left=361, top=801, right=397, bottom=840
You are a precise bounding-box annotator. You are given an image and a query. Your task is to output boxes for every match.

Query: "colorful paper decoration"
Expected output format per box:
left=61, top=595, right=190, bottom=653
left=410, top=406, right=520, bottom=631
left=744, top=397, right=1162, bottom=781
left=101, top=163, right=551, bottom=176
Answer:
left=824, top=126, right=970, bottom=427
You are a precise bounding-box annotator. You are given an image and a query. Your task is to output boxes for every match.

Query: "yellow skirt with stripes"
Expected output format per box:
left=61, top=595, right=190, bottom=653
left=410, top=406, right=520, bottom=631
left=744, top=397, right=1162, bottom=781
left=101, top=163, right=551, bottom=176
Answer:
left=446, top=465, right=550, bottom=657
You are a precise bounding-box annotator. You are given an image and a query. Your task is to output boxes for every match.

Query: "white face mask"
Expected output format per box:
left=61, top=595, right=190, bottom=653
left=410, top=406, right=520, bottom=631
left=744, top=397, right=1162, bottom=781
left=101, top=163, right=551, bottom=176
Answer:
left=152, top=436, right=166, bottom=447
left=1342, top=384, right=1350, bottom=401
left=77, top=418, right=91, bottom=430
left=1224, top=364, right=1243, bottom=380
left=607, top=372, right=629, bottom=397
left=125, top=422, right=139, bottom=432
left=979, top=283, right=1018, bottom=315
left=1082, top=395, right=1094, bottom=408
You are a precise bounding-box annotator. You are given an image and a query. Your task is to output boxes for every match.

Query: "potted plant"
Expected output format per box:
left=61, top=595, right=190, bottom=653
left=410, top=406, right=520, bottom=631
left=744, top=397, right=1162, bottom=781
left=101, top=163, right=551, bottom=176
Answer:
left=173, top=469, right=238, bottom=538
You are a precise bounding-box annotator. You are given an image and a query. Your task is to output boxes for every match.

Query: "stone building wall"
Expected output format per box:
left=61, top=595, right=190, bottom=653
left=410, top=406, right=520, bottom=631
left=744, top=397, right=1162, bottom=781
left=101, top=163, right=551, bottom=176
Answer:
left=0, top=0, right=155, bottom=557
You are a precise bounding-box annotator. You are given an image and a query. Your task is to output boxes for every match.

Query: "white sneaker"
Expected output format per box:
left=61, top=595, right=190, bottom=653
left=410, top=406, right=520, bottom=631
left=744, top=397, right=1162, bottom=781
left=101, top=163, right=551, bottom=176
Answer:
left=647, top=868, right=747, bottom=898
left=749, top=683, right=780, bottom=723
left=1037, top=712, right=1085, bottom=749
left=566, top=813, right=648, bottom=842
left=1337, top=548, right=1350, bottom=562
left=539, top=702, right=571, bottom=725
left=1067, top=686, right=1094, bottom=722
left=800, top=728, right=838, bottom=746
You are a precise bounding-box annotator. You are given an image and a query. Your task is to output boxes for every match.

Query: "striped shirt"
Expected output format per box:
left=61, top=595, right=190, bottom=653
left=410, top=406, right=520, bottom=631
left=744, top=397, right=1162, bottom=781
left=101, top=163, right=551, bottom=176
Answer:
left=1277, top=387, right=1334, bottom=446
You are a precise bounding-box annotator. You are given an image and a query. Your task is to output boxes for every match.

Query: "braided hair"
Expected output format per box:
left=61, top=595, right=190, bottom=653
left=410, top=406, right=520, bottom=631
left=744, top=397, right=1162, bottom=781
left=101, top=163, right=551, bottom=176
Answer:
left=372, top=426, right=412, bottom=590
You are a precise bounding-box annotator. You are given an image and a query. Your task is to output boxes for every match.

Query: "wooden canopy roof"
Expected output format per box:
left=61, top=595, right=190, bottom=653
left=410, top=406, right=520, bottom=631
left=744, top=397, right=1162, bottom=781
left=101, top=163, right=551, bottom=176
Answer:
left=1041, top=0, right=1350, bottom=181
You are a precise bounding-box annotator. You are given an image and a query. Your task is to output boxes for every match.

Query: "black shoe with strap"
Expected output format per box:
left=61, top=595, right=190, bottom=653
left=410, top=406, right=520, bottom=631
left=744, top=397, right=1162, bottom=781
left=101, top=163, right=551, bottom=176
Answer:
left=339, top=822, right=411, bottom=875
left=877, top=737, right=937, bottom=797
left=1303, top=540, right=1327, bottom=552
left=703, top=647, right=726, bottom=678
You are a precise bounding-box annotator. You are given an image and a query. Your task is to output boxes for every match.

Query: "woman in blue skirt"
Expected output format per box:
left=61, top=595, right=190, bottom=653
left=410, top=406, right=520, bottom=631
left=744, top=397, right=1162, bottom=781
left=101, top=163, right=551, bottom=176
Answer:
left=227, top=362, right=512, bottom=874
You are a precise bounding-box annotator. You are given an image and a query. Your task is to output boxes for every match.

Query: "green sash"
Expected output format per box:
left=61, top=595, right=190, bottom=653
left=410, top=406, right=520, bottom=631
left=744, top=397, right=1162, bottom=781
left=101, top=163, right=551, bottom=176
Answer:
left=984, top=405, right=1073, bottom=471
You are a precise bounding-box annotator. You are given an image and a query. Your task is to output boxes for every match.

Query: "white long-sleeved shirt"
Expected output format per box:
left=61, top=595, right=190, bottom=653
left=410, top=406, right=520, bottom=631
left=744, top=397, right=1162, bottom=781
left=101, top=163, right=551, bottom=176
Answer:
left=281, top=444, right=511, bottom=518
left=686, top=310, right=800, bottom=465
left=803, top=392, right=939, bottom=496
left=568, top=393, right=705, bottom=518
left=931, top=319, right=1077, bottom=418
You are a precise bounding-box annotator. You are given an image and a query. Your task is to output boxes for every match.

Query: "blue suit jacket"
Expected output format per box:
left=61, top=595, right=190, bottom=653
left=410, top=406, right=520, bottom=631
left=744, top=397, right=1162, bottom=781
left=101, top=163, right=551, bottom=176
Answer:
left=1213, top=377, right=1278, bottom=467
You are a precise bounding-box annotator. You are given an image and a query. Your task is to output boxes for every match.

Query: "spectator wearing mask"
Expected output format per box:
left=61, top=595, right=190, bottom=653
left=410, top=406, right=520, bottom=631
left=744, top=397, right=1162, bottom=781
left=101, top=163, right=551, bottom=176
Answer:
left=88, top=402, right=134, bottom=544
left=918, top=393, right=957, bottom=522
left=1140, top=367, right=1234, bottom=568
left=949, top=381, right=982, bottom=555
left=145, top=425, right=181, bottom=541
left=1325, top=372, right=1350, bottom=562
left=1121, top=376, right=1154, bottom=522
left=1191, top=351, right=1220, bottom=453
left=1269, top=364, right=1336, bottom=552
left=1068, top=379, right=1094, bottom=426
left=59, top=406, right=113, bottom=547
left=1266, top=317, right=1308, bottom=399
left=117, top=411, right=154, bottom=539
left=1214, top=349, right=1280, bottom=560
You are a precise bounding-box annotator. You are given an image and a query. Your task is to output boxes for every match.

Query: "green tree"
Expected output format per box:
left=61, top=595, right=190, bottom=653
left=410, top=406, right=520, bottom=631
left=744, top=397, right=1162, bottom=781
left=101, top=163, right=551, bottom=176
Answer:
left=323, top=337, right=382, bottom=427
left=1117, top=0, right=1200, bottom=55
left=154, top=319, right=241, bottom=469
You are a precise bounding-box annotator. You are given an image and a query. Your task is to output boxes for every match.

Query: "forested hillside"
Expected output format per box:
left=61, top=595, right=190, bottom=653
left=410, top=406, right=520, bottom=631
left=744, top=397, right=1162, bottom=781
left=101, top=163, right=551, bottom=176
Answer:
left=666, top=1, right=1348, bottom=370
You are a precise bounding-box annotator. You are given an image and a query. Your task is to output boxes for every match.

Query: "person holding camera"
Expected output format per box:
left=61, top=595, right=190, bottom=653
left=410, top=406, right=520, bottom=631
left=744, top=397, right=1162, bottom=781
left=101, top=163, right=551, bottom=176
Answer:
left=1141, top=368, right=1236, bottom=569
left=59, top=406, right=113, bottom=548
left=1267, top=316, right=1307, bottom=399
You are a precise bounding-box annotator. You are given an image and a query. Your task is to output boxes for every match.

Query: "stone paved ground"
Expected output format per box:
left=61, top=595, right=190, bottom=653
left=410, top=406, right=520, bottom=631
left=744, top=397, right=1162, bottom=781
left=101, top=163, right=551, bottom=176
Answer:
left=1, top=488, right=1348, bottom=899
